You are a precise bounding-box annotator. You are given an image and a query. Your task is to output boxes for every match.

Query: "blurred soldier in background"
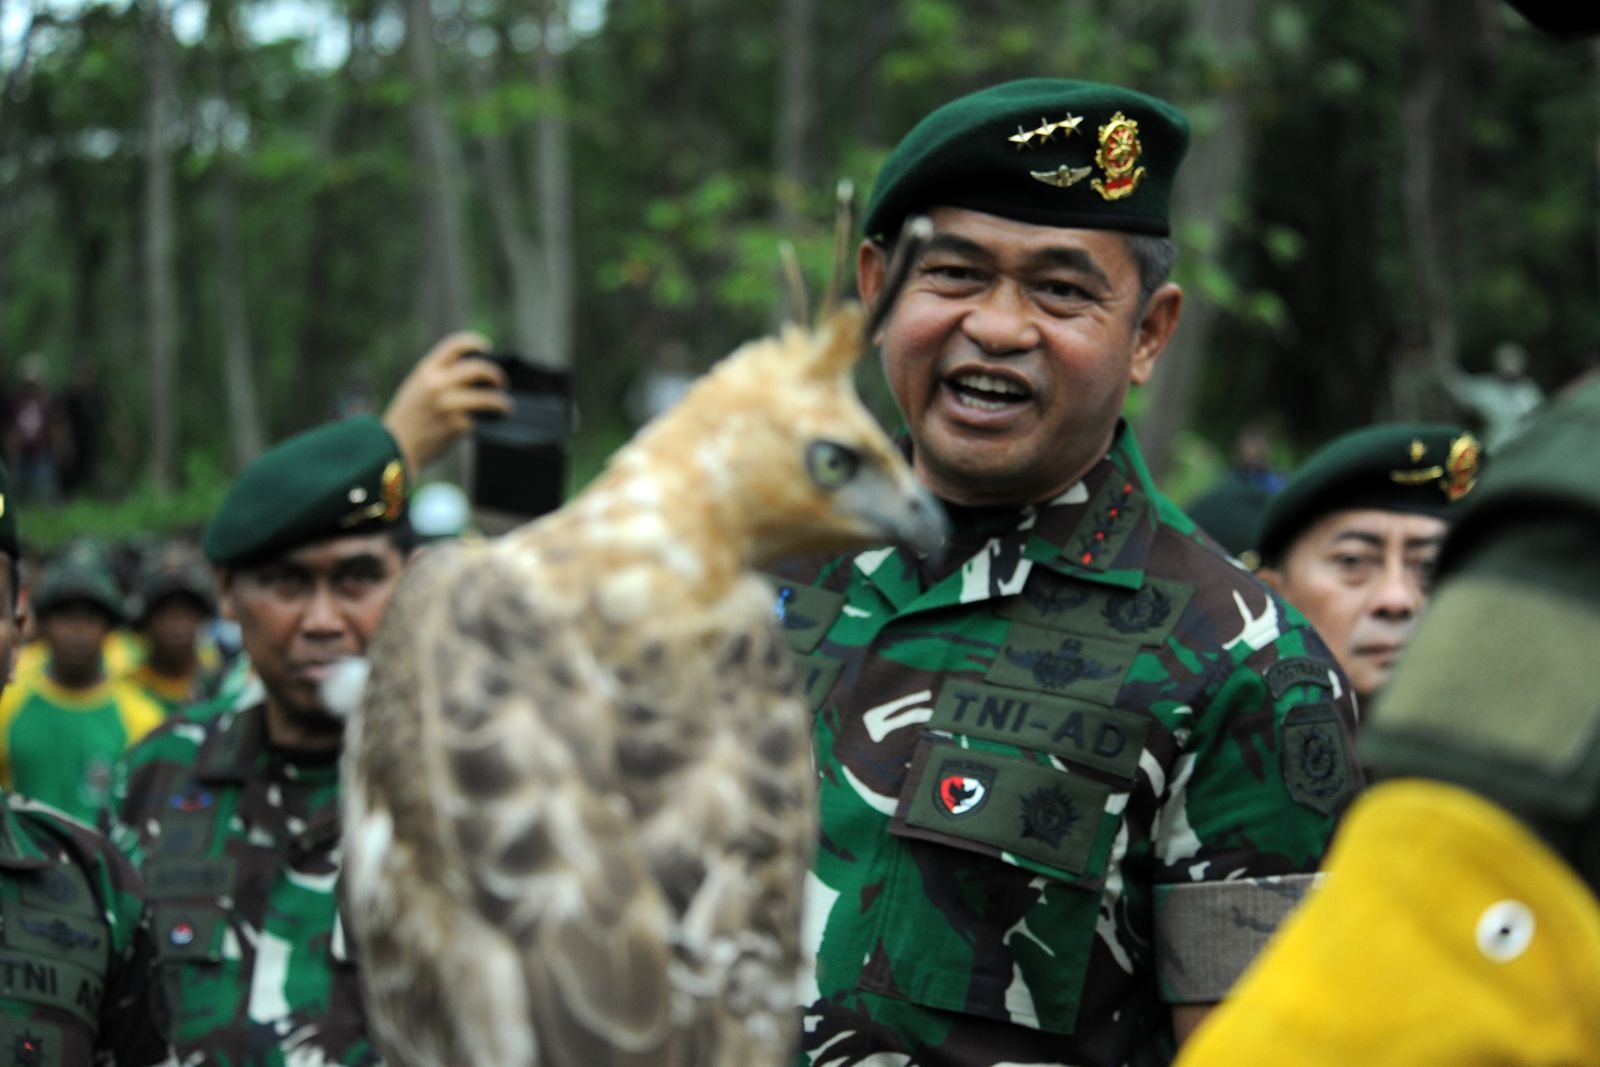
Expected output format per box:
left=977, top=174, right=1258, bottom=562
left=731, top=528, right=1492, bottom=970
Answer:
left=1179, top=379, right=1600, bottom=1065
left=1254, top=423, right=1480, bottom=706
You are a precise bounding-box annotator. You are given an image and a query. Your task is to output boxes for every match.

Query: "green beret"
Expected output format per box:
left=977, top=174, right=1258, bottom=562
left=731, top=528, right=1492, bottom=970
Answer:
left=32, top=546, right=125, bottom=622
left=1186, top=478, right=1274, bottom=562
left=0, top=460, right=17, bottom=561
left=1361, top=381, right=1600, bottom=892
left=1257, top=423, right=1483, bottom=565
left=134, top=543, right=218, bottom=620
left=863, top=78, right=1191, bottom=242
left=203, top=416, right=409, bottom=567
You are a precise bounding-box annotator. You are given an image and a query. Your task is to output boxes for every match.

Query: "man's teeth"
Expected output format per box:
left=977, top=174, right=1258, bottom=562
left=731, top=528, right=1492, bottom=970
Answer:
left=952, top=373, right=1026, bottom=410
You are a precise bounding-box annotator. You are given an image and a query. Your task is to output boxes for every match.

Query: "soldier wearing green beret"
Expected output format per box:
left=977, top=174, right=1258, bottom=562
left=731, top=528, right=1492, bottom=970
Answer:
left=103, top=327, right=511, bottom=1065
left=1179, top=380, right=1600, bottom=1066
left=773, top=79, right=1360, bottom=1066
left=0, top=461, right=178, bottom=1064
left=1254, top=423, right=1482, bottom=706
left=104, top=416, right=414, bottom=1065
left=0, top=546, right=165, bottom=823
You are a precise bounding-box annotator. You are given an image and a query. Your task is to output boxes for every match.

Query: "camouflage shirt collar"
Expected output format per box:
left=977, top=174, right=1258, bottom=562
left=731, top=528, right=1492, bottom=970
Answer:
left=861, top=423, right=1159, bottom=610
left=193, top=702, right=269, bottom=782
left=0, top=792, right=55, bottom=870
left=1026, top=420, right=1158, bottom=590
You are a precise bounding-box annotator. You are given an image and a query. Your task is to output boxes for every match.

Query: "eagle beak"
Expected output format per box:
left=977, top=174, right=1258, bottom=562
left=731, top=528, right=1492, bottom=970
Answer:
left=881, top=479, right=949, bottom=558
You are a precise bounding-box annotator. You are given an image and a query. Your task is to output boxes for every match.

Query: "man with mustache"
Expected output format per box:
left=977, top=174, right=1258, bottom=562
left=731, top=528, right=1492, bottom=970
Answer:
left=1254, top=423, right=1482, bottom=708
left=773, top=79, right=1362, bottom=1066
left=104, top=334, right=509, bottom=1065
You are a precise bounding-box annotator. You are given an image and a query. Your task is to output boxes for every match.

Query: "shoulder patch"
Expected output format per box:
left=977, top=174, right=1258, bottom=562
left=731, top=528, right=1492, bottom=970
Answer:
left=770, top=581, right=845, bottom=654
left=1265, top=656, right=1338, bottom=700
left=1281, top=702, right=1355, bottom=816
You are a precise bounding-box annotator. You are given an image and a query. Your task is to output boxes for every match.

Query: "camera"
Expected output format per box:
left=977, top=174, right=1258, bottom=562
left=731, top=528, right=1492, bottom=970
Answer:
left=471, top=352, right=570, bottom=523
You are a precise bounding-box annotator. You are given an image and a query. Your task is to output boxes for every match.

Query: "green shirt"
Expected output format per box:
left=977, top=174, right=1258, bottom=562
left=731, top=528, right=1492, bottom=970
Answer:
left=0, top=790, right=175, bottom=1066
left=0, top=676, right=165, bottom=824
left=106, top=704, right=378, bottom=1066
left=773, top=425, right=1362, bottom=1067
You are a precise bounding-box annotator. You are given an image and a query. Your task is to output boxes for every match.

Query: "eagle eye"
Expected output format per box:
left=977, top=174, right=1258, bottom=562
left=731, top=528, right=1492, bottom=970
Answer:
left=806, top=441, right=860, bottom=490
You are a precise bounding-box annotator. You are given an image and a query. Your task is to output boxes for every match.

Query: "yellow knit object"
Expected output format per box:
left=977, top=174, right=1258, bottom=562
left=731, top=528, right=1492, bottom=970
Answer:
left=1178, top=779, right=1600, bottom=1065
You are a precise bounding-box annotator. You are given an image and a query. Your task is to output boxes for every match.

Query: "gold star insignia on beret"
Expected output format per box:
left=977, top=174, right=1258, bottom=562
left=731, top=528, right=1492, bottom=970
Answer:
left=0, top=494, right=6, bottom=520
left=1410, top=439, right=1426, bottom=462
left=1007, top=114, right=1083, bottom=150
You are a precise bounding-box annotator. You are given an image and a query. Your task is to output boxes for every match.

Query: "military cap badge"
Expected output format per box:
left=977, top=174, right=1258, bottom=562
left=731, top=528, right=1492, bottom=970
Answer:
left=1443, top=433, right=1481, bottom=502
left=1093, top=111, right=1147, bottom=201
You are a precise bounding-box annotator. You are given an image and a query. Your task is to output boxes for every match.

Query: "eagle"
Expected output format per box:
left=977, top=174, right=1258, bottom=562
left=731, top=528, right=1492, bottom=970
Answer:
left=340, top=224, right=943, bottom=1067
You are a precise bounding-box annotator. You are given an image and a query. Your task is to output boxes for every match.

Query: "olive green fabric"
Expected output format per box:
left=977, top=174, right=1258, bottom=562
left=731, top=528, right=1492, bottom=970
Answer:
left=1256, top=422, right=1481, bottom=564
left=202, top=417, right=408, bottom=567
left=1361, top=379, right=1600, bottom=894
left=31, top=547, right=126, bottom=622
left=1185, top=478, right=1274, bottom=560
left=862, top=78, right=1191, bottom=241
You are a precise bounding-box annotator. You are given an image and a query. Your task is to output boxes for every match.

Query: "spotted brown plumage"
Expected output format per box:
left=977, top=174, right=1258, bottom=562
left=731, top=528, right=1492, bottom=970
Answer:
left=343, top=300, right=946, bottom=1067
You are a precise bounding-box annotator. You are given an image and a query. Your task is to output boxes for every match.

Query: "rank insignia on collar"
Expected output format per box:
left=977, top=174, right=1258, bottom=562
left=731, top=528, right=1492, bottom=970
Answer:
left=1092, top=111, right=1147, bottom=201
left=1007, top=114, right=1084, bottom=150
left=1443, top=432, right=1481, bottom=502
left=1031, top=164, right=1092, bottom=188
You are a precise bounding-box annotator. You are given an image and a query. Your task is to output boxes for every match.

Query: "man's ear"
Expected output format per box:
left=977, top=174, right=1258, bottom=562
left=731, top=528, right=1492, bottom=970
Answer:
left=857, top=239, right=889, bottom=332
left=214, top=567, right=238, bottom=622
left=1129, top=282, right=1183, bottom=386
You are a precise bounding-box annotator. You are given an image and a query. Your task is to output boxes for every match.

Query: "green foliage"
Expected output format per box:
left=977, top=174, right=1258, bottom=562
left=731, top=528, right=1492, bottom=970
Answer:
left=20, top=456, right=231, bottom=555
left=1, top=0, right=1597, bottom=529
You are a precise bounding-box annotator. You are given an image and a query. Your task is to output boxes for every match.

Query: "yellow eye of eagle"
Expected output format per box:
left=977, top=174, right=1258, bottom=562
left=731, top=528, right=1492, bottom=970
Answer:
left=806, top=441, right=859, bottom=489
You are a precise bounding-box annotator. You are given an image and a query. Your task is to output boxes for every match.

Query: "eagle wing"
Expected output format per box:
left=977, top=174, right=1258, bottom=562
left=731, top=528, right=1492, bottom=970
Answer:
left=345, top=540, right=813, bottom=1067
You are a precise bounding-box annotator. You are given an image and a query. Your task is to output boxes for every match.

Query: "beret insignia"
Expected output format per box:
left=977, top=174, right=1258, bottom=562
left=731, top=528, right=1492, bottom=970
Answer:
left=1031, top=164, right=1093, bottom=189
left=1444, top=433, right=1481, bottom=502
left=1007, top=114, right=1083, bottom=150
left=382, top=460, right=407, bottom=521
left=1093, top=111, right=1146, bottom=201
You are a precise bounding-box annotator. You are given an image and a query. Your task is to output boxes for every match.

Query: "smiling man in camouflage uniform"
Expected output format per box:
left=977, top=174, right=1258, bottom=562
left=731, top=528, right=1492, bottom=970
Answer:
left=0, top=460, right=176, bottom=1065
left=773, top=79, right=1361, bottom=1066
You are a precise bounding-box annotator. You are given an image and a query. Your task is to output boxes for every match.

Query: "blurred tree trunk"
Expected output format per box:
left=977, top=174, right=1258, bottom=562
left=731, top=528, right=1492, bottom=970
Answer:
left=1403, top=0, right=1476, bottom=388
left=405, top=0, right=475, bottom=338
left=773, top=0, right=817, bottom=322
left=771, top=0, right=812, bottom=236
left=292, top=0, right=379, bottom=434
left=534, top=0, right=574, bottom=370
left=1139, top=0, right=1259, bottom=482
left=210, top=0, right=264, bottom=470
left=139, top=0, right=178, bottom=492
left=476, top=0, right=574, bottom=371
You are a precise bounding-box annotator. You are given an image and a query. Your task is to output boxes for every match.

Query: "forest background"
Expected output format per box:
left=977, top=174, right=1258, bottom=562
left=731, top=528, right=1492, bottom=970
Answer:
left=1, top=0, right=1595, bottom=551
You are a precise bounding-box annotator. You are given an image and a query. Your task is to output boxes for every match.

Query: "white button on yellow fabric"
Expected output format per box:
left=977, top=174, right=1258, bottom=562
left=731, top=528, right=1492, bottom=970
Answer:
left=1476, top=899, right=1535, bottom=963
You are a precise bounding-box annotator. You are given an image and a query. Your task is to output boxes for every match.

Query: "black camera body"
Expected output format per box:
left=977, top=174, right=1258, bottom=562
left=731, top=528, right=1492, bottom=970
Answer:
left=471, top=352, right=570, bottom=523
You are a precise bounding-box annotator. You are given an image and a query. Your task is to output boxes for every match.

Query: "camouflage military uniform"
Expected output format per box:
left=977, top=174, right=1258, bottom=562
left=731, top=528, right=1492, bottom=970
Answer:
left=105, top=704, right=378, bottom=1066
left=775, top=425, right=1362, bottom=1067
left=0, top=790, right=175, bottom=1066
